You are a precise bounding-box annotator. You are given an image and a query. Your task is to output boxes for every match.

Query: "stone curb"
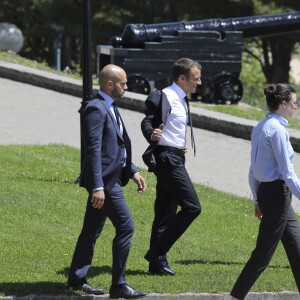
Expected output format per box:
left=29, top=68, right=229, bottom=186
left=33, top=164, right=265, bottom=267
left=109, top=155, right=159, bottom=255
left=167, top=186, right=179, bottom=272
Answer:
left=1, top=61, right=300, bottom=300
left=1, top=60, right=300, bottom=152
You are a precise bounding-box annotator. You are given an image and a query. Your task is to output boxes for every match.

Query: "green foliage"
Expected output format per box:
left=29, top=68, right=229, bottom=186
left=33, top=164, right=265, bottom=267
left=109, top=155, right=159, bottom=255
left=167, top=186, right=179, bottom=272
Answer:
left=1, top=0, right=299, bottom=84
left=0, top=2, right=276, bottom=60
left=254, top=0, right=300, bottom=13
left=0, top=144, right=299, bottom=296
left=250, top=0, right=300, bottom=84
left=240, top=51, right=266, bottom=107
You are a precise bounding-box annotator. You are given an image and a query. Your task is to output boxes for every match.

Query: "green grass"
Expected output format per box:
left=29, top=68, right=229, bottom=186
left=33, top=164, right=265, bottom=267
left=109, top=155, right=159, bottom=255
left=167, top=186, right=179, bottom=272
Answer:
left=194, top=103, right=265, bottom=121
left=0, top=51, right=80, bottom=80
left=0, top=144, right=299, bottom=296
left=192, top=102, right=300, bottom=130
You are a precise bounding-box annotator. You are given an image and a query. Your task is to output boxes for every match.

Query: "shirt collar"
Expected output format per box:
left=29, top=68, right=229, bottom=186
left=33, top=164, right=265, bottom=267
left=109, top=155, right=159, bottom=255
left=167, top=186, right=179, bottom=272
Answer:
left=267, top=112, right=288, bottom=127
left=171, top=82, right=187, bottom=100
left=98, top=90, right=114, bottom=106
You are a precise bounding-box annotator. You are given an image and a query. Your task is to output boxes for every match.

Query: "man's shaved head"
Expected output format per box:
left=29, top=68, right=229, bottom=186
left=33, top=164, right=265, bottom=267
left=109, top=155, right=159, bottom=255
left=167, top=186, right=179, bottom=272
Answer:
left=99, top=64, right=124, bottom=87
left=99, top=64, right=128, bottom=100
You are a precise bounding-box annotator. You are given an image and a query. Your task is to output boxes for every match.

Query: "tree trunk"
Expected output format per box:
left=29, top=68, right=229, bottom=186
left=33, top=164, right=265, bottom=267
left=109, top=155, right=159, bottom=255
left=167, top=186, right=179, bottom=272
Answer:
left=261, top=35, right=296, bottom=83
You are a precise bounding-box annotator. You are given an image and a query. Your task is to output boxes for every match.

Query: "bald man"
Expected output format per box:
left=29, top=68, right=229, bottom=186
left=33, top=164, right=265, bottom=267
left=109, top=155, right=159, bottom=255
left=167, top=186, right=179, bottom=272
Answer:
left=67, top=64, right=147, bottom=299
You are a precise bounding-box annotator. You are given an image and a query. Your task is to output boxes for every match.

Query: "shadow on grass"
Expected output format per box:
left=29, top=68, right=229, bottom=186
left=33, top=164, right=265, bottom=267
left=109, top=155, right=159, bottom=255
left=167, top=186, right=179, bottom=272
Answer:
left=0, top=266, right=148, bottom=297
left=0, top=281, right=72, bottom=297
left=177, top=259, right=243, bottom=266
left=58, top=265, right=149, bottom=279
left=177, top=259, right=290, bottom=269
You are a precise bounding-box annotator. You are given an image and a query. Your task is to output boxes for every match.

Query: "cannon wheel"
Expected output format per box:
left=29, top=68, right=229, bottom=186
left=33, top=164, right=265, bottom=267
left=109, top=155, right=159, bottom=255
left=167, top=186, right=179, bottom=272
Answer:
left=190, top=84, right=214, bottom=103
left=127, top=74, right=151, bottom=95
left=212, top=73, right=243, bottom=104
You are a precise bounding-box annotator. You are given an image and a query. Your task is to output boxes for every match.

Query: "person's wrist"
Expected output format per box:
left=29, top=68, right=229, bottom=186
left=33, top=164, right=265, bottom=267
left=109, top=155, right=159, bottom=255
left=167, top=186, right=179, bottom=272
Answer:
left=133, top=172, right=140, bottom=179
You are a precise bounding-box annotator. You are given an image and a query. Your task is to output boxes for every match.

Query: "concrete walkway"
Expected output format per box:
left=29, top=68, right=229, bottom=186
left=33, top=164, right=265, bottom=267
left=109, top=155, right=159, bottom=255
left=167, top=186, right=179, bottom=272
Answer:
left=1, top=61, right=300, bottom=299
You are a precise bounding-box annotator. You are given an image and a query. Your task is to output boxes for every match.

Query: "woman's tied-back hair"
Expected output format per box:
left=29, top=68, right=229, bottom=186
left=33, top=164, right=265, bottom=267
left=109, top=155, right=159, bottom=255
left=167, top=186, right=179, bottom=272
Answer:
left=172, top=58, right=202, bottom=82
left=264, top=83, right=296, bottom=111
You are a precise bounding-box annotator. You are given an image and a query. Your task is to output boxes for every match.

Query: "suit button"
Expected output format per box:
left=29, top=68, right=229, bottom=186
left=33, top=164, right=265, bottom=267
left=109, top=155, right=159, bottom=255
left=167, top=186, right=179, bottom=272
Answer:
left=121, top=144, right=125, bottom=148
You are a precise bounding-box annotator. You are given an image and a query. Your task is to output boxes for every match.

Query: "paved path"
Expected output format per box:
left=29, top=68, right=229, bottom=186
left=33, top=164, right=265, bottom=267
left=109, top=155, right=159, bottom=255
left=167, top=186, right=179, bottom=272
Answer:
left=1, top=76, right=300, bottom=213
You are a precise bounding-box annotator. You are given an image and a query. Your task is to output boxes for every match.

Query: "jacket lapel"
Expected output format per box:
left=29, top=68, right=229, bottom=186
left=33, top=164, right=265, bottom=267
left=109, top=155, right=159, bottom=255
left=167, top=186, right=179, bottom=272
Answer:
left=96, top=94, right=124, bottom=141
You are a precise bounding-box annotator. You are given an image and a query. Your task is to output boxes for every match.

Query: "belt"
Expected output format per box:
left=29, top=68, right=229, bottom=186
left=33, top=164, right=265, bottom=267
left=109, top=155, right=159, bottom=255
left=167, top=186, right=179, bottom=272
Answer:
left=156, top=145, right=184, bottom=156
left=261, top=179, right=284, bottom=185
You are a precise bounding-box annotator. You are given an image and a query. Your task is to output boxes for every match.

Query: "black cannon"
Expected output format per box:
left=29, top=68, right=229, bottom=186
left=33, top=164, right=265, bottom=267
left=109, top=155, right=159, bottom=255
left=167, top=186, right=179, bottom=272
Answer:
left=97, top=11, right=300, bottom=104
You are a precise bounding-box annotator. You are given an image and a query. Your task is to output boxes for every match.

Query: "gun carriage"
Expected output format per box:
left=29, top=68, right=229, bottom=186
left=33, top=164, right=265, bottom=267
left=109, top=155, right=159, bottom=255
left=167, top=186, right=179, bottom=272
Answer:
left=97, top=11, right=300, bottom=104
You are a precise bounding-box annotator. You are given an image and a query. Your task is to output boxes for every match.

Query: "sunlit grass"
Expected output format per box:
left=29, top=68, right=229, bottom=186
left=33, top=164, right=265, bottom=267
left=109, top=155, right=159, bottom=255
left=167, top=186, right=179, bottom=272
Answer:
left=192, top=102, right=300, bottom=130
left=0, top=144, right=298, bottom=296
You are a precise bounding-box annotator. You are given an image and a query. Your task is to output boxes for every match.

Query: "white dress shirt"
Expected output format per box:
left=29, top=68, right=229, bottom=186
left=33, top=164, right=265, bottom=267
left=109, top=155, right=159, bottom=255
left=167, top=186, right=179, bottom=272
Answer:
left=158, top=83, right=187, bottom=149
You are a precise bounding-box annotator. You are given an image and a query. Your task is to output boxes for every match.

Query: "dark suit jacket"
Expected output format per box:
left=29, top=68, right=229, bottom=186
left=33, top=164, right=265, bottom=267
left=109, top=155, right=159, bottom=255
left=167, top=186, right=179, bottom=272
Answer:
left=141, top=90, right=171, bottom=142
left=141, top=90, right=172, bottom=172
left=80, top=93, right=138, bottom=191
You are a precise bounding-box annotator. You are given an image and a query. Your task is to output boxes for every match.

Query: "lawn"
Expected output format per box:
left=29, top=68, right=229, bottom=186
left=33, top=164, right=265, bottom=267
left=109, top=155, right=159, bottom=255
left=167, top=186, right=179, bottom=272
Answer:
left=0, top=144, right=298, bottom=296
left=192, top=102, right=300, bottom=130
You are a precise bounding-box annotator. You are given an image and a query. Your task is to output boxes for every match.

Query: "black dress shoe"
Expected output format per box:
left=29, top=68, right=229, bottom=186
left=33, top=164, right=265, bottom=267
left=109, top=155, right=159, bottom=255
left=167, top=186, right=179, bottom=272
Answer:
left=149, top=263, right=164, bottom=275
left=144, top=249, right=176, bottom=276
left=149, top=254, right=174, bottom=275
left=109, top=284, right=146, bottom=299
left=68, top=283, right=104, bottom=295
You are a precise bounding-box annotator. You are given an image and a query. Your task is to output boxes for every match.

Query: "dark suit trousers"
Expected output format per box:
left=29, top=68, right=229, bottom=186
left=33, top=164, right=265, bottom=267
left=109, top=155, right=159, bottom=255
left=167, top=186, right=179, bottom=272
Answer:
left=150, top=150, right=201, bottom=255
left=68, top=182, right=134, bottom=286
left=231, top=180, right=300, bottom=299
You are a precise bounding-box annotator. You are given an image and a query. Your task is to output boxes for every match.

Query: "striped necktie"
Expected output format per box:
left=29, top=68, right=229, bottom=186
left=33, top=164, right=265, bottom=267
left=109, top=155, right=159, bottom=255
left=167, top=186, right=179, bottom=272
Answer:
left=112, top=101, right=121, bottom=129
left=185, top=96, right=196, bottom=156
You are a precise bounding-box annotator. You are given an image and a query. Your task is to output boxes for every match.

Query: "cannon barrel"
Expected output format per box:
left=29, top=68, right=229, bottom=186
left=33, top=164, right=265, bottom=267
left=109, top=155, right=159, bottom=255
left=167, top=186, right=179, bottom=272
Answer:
left=113, top=11, right=300, bottom=47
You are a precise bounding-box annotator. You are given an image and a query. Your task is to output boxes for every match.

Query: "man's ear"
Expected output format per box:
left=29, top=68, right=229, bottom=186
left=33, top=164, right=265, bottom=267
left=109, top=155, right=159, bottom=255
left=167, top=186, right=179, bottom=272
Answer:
left=178, top=74, right=186, bottom=82
left=108, top=80, right=113, bottom=88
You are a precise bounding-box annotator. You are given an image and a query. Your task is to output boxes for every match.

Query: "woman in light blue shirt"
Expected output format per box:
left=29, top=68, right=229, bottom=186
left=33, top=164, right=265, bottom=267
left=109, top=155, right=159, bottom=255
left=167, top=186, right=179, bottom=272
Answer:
left=231, top=83, right=300, bottom=300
